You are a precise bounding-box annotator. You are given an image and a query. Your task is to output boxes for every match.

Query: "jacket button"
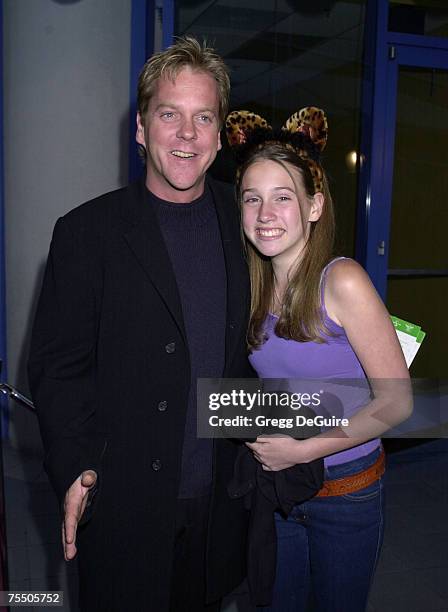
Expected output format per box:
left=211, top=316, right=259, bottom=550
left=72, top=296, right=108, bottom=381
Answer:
left=151, top=459, right=162, bottom=471
left=157, top=400, right=167, bottom=412
left=229, top=322, right=235, bottom=330
left=165, top=342, right=176, bottom=354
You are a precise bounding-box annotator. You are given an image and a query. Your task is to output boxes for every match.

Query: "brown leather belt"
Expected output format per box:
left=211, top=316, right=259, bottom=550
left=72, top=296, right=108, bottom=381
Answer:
left=316, top=449, right=385, bottom=497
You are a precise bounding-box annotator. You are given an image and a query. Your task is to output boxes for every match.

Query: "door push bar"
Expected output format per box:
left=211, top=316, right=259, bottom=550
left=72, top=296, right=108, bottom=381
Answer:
left=0, top=383, right=35, bottom=411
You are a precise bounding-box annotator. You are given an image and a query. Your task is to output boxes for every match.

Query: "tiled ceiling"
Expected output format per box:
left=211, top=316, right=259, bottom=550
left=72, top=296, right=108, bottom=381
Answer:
left=177, top=0, right=365, bottom=114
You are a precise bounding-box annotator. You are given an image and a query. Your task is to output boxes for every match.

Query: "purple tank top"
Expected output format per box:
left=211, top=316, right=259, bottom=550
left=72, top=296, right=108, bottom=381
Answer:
left=248, top=258, right=380, bottom=466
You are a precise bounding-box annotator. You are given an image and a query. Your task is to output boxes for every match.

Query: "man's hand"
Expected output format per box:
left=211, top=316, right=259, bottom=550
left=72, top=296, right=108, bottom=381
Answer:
left=62, top=470, right=97, bottom=560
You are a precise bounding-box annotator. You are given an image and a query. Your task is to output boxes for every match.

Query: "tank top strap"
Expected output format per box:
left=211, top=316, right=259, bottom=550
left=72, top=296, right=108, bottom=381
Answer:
left=319, top=256, right=348, bottom=313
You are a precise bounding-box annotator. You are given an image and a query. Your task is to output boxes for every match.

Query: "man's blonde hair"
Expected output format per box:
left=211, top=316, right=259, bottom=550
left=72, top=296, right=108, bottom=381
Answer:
left=137, top=36, right=230, bottom=126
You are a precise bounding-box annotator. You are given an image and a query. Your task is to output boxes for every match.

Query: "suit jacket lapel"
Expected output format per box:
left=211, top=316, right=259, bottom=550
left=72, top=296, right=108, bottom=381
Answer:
left=121, top=179, right=187, bottom=343
left=120, top=177, right=249, bottom=368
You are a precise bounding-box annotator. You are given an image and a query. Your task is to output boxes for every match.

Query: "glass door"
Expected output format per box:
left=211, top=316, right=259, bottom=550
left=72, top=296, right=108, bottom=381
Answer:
left=387, top=63, right=448, bottom=377
left=373, top=45, right=448, bottom=377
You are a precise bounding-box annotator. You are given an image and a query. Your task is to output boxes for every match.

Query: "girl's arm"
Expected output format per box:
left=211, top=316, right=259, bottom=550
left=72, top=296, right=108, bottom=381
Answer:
left=247, top=259, right=412, bottom=470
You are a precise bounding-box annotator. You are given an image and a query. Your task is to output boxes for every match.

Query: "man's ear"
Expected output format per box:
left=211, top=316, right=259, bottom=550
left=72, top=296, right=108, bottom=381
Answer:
left=136, top=113, right=146, bottom=146
left=309, top=192, right=324, bottom=222
left=217, top=130, right=222, bottom=151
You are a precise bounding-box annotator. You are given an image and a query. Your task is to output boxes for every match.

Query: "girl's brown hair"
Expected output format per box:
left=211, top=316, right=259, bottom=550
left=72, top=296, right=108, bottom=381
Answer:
left=237, top=144, right=335, bottom=351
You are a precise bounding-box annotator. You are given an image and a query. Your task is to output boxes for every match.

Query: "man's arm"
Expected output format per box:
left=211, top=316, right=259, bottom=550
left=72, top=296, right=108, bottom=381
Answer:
left=28, top=216, right=106, bottom=552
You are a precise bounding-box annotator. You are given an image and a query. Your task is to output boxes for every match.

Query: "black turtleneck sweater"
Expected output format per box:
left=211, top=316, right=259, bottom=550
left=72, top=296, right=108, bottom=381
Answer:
left=148, top=185, right=227, bottom=498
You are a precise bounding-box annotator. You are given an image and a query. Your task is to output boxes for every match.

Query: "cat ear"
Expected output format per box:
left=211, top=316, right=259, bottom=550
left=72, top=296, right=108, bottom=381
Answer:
left=225, top=111, right=271, bottom=147
left=283, top=107, right=328, bottom=152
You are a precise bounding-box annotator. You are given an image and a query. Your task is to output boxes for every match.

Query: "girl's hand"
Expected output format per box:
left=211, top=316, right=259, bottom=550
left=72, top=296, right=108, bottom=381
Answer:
left=246, top=436, right=310, bottom=471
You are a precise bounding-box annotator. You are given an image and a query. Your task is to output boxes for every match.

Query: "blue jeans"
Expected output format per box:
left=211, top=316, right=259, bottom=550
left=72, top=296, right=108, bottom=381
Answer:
left=261, top=448, right=385, bottom=612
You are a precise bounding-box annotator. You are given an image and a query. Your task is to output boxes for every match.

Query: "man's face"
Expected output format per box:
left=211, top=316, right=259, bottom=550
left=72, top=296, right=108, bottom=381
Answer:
left=136, top=67, right=222, bottom=203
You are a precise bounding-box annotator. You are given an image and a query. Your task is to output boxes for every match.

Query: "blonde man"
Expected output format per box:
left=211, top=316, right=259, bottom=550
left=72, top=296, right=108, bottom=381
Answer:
left=29, top=37, right=251, bottom=612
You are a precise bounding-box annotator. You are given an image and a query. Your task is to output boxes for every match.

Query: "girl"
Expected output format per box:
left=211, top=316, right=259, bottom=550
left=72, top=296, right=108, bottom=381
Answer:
left=226, top=108, right=411, bottom=612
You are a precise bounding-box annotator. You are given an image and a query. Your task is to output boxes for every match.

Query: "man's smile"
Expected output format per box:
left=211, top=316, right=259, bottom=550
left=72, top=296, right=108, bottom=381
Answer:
left=171, top=150, right=197, bottom=158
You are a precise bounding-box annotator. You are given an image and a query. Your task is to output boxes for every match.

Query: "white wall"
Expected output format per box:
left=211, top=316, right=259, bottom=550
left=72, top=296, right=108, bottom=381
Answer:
left=3, top=0, right=132, bottom=449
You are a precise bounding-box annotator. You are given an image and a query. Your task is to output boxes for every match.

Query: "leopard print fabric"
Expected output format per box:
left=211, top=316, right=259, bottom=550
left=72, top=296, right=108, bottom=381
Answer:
left=225, top=107, right=328, bottom=193
left=284, top=107, right=328, bottom=152
left=225, top=111, right=271, bottom=146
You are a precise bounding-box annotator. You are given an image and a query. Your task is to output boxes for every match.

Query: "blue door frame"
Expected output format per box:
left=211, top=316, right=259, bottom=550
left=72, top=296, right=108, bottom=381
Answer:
left=128, top=0, right=174, bottom=182
left=357, top=0, right=448, bottom=299
left=129, top=0, right=156, bottom=181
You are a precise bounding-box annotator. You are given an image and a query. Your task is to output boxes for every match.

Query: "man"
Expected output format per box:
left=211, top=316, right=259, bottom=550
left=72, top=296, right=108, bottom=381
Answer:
left=28, top=37, right=251, bottom=611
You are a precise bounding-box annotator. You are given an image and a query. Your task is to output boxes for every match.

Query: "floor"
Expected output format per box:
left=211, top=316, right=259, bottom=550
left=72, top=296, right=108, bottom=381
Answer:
left=3, top=437, right=448, bottom=611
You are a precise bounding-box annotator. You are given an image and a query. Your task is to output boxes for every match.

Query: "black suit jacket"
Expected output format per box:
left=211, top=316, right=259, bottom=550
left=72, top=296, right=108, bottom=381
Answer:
left=28, top=176, right=252, bottom=611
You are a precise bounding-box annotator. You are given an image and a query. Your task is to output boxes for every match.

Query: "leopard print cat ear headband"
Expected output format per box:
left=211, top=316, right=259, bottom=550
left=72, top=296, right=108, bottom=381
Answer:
left=225, top=106, right=328, bottom=193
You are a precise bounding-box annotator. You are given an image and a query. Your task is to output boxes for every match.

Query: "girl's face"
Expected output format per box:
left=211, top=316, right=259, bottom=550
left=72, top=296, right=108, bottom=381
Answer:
left=241, top=159, right=322, bottom=270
